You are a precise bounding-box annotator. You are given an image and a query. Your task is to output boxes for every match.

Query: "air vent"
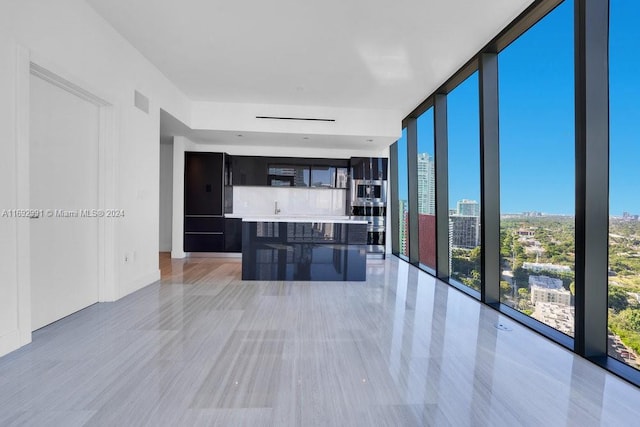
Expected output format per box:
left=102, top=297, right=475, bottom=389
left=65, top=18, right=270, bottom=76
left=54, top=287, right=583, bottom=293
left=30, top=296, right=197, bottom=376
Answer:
left=255, top=116, right=335, bottom=122
left=134, top=90, right=149, bottom=114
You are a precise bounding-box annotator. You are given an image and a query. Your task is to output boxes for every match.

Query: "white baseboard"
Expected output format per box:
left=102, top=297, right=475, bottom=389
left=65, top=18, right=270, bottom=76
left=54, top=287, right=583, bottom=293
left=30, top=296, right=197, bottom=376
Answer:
left=187, top=252, right=242, bottom=258
left=171, top=250, right=186, bottom=259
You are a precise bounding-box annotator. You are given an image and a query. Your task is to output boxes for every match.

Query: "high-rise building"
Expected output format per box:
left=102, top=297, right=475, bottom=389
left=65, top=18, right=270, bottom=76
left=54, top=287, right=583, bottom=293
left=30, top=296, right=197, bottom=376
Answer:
left=399, top=199, right=409, bottom=255
left=449, top=199, right=480, bottom=250
left=457, top=199, right=480, bottom=216
left=417, top=153, right=435, bottom=215
left=449, top=215, right=480, bottom=249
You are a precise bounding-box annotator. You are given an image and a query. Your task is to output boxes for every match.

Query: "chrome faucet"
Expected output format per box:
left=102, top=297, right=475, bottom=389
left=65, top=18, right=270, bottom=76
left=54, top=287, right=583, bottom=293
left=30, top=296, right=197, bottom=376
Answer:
left=274, top=201, right=281, bottom=215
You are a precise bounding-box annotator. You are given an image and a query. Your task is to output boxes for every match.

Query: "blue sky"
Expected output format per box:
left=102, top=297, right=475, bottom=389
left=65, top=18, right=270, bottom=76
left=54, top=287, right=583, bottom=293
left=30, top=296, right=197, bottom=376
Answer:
left=398, top=0, right=640, bottom=216
left=498, top=0, right=575, bottom=215
left=610, top=0, right=640, bottom=216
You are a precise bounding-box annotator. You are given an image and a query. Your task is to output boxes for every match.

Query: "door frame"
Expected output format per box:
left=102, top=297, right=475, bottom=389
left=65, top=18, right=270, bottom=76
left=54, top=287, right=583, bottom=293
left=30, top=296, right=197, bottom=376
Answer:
left=15, top=46, right=118, bottom=340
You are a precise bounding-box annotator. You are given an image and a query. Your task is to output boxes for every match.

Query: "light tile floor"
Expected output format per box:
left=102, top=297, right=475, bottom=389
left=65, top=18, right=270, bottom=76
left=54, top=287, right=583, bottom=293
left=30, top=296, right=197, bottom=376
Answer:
left=1, top=254, right=639, bottom=426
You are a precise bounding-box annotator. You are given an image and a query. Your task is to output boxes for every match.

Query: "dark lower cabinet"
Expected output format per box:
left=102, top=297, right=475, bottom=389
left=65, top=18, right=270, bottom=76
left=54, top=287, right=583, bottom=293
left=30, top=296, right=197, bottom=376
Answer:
left=184, top=233, right=224, bottom=252
left=184, top=216, right=224, bottom=232
left=224, top=218, right=242, bottom=252
left=183, top=219, right=242, bottom=253
left=183, top=216, right=226, bottom=252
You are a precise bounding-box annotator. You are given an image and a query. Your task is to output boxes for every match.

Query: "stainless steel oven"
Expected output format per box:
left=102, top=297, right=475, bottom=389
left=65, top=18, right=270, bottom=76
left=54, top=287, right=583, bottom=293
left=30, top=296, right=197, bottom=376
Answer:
left=351, top=179, right=387, bottom=205
left=350, top=181, right=387, bottom=257
left=348, top=158, right=388, bottom=258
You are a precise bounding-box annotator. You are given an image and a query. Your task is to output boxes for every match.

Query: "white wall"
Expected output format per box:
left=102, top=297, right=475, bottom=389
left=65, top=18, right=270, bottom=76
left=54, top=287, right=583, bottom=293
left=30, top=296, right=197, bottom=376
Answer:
left=159, top=142, right=173, bottom=252
left=171, top=136, right=196, bottom=258
left=0, top=33, right=22, bottom=355
left=0, top=0, right=191, bottom=356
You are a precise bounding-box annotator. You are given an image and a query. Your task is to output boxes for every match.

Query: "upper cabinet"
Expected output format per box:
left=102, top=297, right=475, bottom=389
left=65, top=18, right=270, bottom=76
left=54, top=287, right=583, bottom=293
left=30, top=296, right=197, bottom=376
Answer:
left=309, top=166, right=348, bottom=188
left=231, top=156, right=349, bottom=188
left=268, top=164, right=310, bottom=187
left=350, top=157, right=388, bottom=181
left=231, top=156, right=269, bottom=186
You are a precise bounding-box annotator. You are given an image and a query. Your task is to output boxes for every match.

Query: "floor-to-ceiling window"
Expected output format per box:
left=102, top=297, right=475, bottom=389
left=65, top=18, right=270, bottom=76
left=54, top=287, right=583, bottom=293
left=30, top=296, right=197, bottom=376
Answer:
left=609, top=0, right=640, bottom=370
left=397, top=128, right=409, bottom=258
left=417, top=108, right=436, bottom=272
left=498, top=0, right=575, bottom=336
left=448, top=72, right=481, bottom=292
left=391, top=0, right=640, bottom=387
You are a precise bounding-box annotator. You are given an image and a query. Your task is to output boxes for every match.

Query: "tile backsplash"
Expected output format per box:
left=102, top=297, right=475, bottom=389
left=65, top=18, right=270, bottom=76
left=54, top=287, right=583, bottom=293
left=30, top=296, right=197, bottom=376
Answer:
left=233, top=186, right=347, bottom=216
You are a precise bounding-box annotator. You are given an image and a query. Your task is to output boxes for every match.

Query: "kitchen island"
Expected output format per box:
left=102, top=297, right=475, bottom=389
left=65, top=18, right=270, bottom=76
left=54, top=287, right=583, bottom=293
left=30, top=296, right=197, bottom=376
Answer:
left=239, top=216, right=368, bottom=281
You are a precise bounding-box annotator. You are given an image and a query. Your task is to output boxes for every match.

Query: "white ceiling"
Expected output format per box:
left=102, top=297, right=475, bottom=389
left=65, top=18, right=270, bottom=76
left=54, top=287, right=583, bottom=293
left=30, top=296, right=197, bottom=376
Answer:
left=87, top=0, right=533, bottom=146
left=159, top=109, right=386, bottom=153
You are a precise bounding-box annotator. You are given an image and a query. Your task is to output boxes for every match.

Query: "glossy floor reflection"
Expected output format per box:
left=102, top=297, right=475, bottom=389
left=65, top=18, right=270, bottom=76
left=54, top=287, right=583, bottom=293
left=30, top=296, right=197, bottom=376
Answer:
left=1, top=254, right=639, bottom=426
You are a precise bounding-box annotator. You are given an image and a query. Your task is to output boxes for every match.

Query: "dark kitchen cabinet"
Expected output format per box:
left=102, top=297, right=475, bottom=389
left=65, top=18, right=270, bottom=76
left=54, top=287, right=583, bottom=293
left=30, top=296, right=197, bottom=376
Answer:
left=372, top=157, right=388, bottom=180
left=184, top=233, right=224, bottom=252
left=184, top=152, right=223, bottom=215
left=268, top=164, right=310, bottom=187
left=184, top=152, right=232, bottom=252
left=310, top=166, right=336, bottom=188
left=350, top=157, right=388, bottom=180
left=232, top=155, right=349, bottom=187
left=232, top=156, right=269, bottom=186
left=350, top=157, right=369, bottom=180
left=184, top=217, right=225, bottom=232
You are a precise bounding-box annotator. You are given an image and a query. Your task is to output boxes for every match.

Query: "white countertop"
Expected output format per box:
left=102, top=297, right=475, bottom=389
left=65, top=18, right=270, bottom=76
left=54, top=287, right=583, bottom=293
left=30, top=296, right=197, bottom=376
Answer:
left=225, top=214, right=367, bottom=224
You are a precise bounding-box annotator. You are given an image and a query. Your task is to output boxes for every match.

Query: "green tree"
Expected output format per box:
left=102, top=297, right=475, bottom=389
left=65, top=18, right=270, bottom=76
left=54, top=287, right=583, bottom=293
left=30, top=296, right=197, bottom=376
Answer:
left=512, top=268, right=528, bottom=287
left=609, top=307, right=640, bottom=355
left=469, top=246, right=481, bottom=271
left=500, top=280, right=511, bottom=298
left=462, top=269, right=481, bottom=291
left=500, top=229, right=511, bottom=259
left=608, top=286, right=630, bottom=312
left=617, top=308, right=640, bottom=332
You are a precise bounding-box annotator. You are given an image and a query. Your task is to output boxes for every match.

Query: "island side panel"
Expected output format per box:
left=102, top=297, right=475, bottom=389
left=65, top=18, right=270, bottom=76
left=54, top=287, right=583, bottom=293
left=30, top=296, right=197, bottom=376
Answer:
left=241, top=220, right=367, bottom=281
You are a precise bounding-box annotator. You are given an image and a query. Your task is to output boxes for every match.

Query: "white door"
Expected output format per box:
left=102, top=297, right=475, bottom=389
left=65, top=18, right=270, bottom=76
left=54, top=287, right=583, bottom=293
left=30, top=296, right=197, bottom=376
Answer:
left=29, top=73, right=100, bottom=331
